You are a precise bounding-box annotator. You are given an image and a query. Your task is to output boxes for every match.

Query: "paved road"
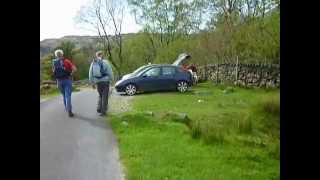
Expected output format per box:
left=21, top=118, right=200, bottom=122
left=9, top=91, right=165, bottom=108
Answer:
left=40, top=90, right=124, bottom=180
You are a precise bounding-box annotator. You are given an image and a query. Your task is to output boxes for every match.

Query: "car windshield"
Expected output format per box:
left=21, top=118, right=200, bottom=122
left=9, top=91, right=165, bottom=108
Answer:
left=136, top=66, right=155, bottom=76
left=132, top=66, right=147, bottom=74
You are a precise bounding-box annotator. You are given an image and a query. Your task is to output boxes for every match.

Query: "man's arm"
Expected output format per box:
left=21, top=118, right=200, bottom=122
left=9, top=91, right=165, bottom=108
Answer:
left=88, top=62, right=94, bottom=84
left=52, top=60, right=55, bottom=72
left=71, top=64, right=77, bottom=72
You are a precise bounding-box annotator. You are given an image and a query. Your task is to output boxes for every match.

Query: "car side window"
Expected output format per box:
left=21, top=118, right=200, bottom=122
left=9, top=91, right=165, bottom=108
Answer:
left=162, top=67, right=176, bottom=76
left=144, top=67, right=161, bottom=77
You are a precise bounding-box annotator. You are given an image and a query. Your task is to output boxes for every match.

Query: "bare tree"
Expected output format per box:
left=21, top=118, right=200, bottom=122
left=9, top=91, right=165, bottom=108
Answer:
left=76, top=0, right=126, bottom=77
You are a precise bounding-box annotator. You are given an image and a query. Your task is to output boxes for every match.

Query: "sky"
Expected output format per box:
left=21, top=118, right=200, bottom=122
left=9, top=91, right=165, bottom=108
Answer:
left=40, top=0, right=142, bottom=41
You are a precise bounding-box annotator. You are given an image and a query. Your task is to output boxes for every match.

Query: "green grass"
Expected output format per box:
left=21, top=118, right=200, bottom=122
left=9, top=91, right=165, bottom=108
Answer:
left=40, top=86, right=60, bottom=100
left=110, top=82, right=280, bottom=180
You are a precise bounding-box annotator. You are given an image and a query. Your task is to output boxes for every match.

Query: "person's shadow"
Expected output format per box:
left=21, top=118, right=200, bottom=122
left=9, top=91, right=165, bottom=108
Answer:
left=74, top=114, right=108, bottom=130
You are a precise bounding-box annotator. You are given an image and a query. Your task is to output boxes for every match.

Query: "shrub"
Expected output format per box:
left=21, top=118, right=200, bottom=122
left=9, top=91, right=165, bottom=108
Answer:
left=201, top=120, right=225, bottom=144
left=236, top=114, right=253, bottom=134
left=72, top=86, right=81, bottom=92
left=162, top=112, right=191, bottom=127
left=190, top=120, right=201, bottom=139
left=268, top=139, right=280, bottom=160
left=40, top=85, right=59, bottom=95
left=223, top=86, right=235, bottom=94
left=261, top=97, right=280, bottom=116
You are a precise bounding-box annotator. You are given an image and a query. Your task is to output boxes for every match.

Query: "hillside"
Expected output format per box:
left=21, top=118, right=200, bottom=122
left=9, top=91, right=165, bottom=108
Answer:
left=40, top=33, right=137, bottom=59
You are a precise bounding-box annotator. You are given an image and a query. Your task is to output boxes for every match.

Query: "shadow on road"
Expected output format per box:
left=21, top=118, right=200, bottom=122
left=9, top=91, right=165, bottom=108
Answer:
left=75, top=114, right=107, bottom=129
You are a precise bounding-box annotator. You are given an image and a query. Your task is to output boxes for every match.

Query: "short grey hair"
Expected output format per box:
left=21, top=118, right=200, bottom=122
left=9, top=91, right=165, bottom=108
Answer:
left=55, top=49, right=64, bottom=57
left=96, top=51, right=103, bottom=57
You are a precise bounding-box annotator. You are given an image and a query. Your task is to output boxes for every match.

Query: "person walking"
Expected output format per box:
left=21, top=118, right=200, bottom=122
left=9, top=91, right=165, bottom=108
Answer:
left=89, top=51, right=113, bottom=116
left=52, top=49, right=77, bottom=117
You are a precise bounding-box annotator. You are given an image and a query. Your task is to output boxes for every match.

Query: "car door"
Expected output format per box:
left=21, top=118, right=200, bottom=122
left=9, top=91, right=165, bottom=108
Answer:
left=138, top=67, right=162, bottom=92
left=158, top=66, right=177, bottom=91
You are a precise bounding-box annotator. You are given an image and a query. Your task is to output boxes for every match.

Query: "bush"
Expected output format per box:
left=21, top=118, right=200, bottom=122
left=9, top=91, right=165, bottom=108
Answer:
left=223, top=86, right=235, bottom=94
left=72, top=86, right=80, bottom=92
left=40, top=84, right=59, bottom=95
left=162, top=112, right=191, bottom=127
left=236, top=115, right=253, bottom=134
left=261, top=97, right=280, bottom=116
left=190, top=120, right=201, bottom=139
left=237, top=136, right=267, bottom=148
left=40, top=54, right=55, bottom=81
left=267, top=139, right=280, bottom=160
left=201, top=120, right=225, bottom=144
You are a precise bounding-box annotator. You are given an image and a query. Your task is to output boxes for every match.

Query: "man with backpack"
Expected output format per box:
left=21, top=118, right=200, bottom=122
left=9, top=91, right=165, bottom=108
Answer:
left=188, top=64, right=198, bottom=84
left=89, top=51, right=113, bottom=116
left=52, top=49, right=77, bottom=117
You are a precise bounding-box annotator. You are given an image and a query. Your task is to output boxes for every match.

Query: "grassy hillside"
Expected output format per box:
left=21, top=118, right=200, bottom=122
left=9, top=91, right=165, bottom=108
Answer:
left=109, top=82, right=280, bottom=179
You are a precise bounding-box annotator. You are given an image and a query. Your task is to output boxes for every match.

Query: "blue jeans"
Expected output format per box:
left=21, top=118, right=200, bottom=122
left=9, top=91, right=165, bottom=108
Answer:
left=57, top=79, right=73, bottom=112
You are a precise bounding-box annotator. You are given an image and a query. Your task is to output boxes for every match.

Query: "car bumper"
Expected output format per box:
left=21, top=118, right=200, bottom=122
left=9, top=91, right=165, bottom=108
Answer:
left=115, top=85, right=125, bottom=92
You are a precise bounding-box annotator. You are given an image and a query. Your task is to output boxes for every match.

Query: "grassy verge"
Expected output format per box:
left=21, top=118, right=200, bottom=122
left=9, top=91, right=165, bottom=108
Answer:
left=110, top=82, right=280, bottom=180
left=40, top=86, right=60, bottom=100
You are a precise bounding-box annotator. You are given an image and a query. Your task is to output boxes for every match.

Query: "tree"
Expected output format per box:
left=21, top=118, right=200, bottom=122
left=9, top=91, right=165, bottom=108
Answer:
left=128, top=0, right=209, bottom=49
left=55, top=41, right=76, bottom=60
left=121, top=33, right=155, bottom=72
left=72, top=48, right=92, bottom=80
left=76, top=0, right=126, bottom=77
left=71, top=0, right=279, bottom=76
left=40, top=54, right=55, bottom=81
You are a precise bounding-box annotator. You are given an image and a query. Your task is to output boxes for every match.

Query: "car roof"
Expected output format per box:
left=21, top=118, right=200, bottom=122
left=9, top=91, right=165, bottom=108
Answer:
left=134, top=64, right=183, bottom=76
left=139, top=64, right=157, bottom=68
left=136, top=64, right=177, bottom=75
left=147, top=64, right=177, bottom=67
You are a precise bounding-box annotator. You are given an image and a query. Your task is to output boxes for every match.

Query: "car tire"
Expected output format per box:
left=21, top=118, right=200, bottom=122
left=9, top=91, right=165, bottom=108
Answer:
left=177, top=81, right=188, bottom=93
left=125, top=84, right=137, bottom=96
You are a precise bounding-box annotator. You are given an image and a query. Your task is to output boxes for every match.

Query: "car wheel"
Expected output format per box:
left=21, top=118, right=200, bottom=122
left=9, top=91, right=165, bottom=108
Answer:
left=125, top=84, right=137, bottom=96
left=177, top=81, right=188, bottom=93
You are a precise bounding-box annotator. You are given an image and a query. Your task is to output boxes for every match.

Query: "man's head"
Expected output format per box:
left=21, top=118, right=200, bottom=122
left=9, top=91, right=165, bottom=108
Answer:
left=55, top=49, right=64, bottom=58
left=96, top=51, right=104, bottom=59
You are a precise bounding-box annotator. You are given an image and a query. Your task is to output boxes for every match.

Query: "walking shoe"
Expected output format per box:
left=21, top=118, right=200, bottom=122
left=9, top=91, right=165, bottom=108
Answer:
left=68, top=111, right=74, bottom=117
left=99, top=113, right=106, bottom=117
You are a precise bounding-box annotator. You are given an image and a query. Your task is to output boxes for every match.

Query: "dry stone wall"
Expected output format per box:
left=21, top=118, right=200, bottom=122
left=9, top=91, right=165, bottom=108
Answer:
left=198, top=64, right=280, bottom=88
